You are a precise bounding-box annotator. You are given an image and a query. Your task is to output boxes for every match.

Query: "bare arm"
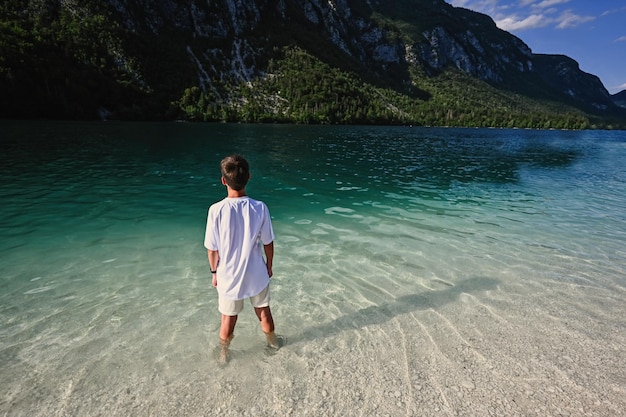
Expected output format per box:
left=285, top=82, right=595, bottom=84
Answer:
left=208, top=249, right=219, bottom=287
left=264, top=242, right=274, bottom=278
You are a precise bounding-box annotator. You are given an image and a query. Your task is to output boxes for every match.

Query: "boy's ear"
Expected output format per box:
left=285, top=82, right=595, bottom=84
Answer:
left=221, top=176, right=227, bottom=186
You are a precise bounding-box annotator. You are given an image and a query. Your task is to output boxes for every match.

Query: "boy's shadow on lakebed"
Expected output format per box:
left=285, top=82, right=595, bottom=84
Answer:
left=287, top=276, right=499, bottom=345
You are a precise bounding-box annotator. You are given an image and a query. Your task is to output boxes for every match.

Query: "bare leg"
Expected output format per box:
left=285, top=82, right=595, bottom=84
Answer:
left=219, top=314, right=237, bottom=363
left=254, top=306, right=279, bottom=349
left=220, top=314, right=238, bottom=341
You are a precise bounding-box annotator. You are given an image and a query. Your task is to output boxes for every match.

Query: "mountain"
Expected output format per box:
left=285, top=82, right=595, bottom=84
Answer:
left=1, top=0, right=625, bottom=128
left=612, top=91, right=626, bottom=109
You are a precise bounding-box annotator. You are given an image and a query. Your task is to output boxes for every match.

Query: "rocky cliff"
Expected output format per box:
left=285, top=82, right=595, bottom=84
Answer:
left=1, top=0, right=624, bottom=127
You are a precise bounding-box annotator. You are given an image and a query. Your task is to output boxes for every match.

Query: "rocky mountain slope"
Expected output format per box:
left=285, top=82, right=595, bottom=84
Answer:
left=612, top=91, right=626, bottom=109
left=1, top=0, right=624, bottom=128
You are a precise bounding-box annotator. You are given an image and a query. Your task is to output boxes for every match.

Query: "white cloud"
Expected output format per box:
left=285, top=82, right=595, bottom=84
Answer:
left=451, top=0, right=594, bottom=32
left=532, top=0, right=570, bottom=9
left=601, top=6, right=626, bottom=17
left=449, top=0, right=470, bottom=6
left=496, top=14, right=550, bottom=31
left=449, top=0, right=507, bottom=15
left=464, top=0, right=502, bottom=15
left=616, top=36, right=626, bottom=42
left=555, top=10, right=595, bottom=29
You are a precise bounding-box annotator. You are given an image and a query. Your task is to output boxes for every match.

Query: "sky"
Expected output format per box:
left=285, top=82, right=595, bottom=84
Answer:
left=447, top=0, right=626, bottom=95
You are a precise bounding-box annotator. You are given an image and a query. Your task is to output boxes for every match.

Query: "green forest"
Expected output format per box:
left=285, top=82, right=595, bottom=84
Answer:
left=173, top=47, right=600, bottom=129
left=1, top=1, right=625, bottom=129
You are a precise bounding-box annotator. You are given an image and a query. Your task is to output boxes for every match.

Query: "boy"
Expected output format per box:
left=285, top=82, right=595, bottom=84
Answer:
left=204, top=154, right=279, bottom=363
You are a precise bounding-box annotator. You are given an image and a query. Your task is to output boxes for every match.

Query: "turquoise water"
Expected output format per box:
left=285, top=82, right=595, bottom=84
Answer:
left=1, top=121, right=625, bottom=416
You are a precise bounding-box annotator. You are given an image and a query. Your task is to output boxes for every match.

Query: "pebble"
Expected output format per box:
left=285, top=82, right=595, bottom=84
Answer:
left=461, top=381, right=476, bottom=390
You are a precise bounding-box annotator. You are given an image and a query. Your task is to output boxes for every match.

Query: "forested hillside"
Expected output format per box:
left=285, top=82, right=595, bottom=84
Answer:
left=1, top=0, right=624, bottom=129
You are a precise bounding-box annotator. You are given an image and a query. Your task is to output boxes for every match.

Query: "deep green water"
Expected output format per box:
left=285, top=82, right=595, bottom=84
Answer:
left=1, top=121, right=625, bottom=415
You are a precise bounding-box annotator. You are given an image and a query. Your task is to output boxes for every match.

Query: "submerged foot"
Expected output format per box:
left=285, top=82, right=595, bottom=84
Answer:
left=264, top=331, right=283, bottom=350
left=265, top=331, right=279, bottom=349
left=218, top=334, right=234, bottom=365
left=218, top=345, right=229, bottom=365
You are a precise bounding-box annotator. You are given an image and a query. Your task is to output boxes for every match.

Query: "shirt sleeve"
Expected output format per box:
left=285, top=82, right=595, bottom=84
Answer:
left=259, top=203, right=275, bottom=245
left=204, top=207, right=219, bottom=250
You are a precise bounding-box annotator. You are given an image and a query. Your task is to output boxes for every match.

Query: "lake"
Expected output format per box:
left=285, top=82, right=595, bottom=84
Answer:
left=1, top=121, right=625, bottom=416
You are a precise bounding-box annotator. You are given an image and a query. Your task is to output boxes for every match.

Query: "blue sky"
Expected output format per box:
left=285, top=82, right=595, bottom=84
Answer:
left=447, top=0, right=626, bottom=94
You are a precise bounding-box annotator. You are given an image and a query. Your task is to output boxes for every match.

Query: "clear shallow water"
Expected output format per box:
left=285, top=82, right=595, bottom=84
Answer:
left=1, top=121, right=625, bottom=416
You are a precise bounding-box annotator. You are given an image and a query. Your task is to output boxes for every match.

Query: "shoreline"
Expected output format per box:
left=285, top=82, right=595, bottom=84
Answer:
left=3, top=271, right=624, bottom=417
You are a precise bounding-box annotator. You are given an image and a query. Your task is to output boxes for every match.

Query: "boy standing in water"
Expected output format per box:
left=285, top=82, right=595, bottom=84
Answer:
left=204, top=154, right=279, bottom=363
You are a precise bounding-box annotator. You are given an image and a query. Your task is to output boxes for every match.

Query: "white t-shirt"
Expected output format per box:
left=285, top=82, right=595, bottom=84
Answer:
left=204, top=196, right=275, bottom=300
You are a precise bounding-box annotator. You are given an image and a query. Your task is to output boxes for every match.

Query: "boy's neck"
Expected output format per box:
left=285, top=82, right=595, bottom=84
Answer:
left=227, top=188, right=247, bottom=198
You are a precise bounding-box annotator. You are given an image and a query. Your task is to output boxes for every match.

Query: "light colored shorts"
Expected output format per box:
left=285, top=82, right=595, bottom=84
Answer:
left=218, top=284, right=270, bottom=316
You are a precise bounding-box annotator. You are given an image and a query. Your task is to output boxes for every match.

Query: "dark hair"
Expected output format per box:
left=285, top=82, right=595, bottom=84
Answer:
left=220, top=154, right=250, bottom=191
